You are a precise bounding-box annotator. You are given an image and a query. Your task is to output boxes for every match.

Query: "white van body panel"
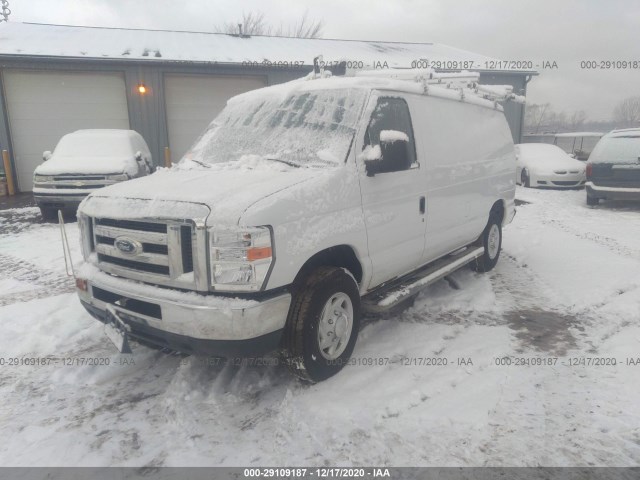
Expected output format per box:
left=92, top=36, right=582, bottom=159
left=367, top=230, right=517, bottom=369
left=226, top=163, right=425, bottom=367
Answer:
left=75, top=75, right=517, bottom=355
left=409, top=95, right=515, bottom=263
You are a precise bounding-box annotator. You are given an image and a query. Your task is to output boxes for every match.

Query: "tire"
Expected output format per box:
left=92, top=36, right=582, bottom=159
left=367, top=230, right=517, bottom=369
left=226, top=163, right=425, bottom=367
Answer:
left=39, top=206, right=58, bottom=222
left=586, top=194, right=599, bottom=206
left=282, top=266, right=361, bottom=383
left=521, top=169, right=531, bottom=188
left=472, top=215, right=502, bottom=273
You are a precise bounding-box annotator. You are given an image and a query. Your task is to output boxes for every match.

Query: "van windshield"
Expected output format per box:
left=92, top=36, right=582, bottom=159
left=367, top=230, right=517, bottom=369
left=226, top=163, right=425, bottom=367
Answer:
left=589, top=136, right=640, bottom=164
left=183, top=88, right=367, bottom=168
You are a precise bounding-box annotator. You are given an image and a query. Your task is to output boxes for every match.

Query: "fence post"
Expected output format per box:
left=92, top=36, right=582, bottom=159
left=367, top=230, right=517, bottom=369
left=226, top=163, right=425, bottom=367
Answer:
left=164, top=147, right=171, bottom=168
left=1, top=149, right=16, bottom=195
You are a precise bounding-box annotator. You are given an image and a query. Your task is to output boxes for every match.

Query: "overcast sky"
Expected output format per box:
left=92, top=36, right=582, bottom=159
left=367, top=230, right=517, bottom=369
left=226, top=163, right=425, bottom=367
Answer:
left=8, top=0, right=640, bottom=121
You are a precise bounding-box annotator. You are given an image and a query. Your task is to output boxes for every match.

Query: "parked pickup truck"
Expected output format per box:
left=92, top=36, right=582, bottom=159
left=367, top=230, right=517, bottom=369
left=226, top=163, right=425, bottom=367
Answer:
left=33, top=129, right=152, bottom=219
left=75, top=70, right=517, bottom=382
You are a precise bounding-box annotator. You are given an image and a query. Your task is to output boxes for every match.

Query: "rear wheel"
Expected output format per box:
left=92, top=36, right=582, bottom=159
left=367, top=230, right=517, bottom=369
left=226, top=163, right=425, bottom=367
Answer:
left=586, top=193, right=599, bottom=206
left=282, top=266, right=360, bottom=383
left=521, top=169, right=531, bottom=188
left=472, top=215, right=502, bottom=273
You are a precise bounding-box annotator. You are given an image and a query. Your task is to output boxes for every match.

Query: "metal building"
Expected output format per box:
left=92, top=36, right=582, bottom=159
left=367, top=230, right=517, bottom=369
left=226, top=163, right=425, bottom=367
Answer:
left=0, top=22, right=535, bottom=192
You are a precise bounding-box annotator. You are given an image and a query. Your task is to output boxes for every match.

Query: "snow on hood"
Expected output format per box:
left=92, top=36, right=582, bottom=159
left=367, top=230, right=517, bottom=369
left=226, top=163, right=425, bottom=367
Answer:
left=34, top=155, right=139, bottom=176
left=87, top=160, right=322, bottom=224
left=516, top=144, right=585, bottom=172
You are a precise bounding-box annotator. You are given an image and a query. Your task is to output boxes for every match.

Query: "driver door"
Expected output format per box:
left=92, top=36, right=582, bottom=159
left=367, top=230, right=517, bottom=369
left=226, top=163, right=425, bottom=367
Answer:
left=356, top=94, right=427, bottom=289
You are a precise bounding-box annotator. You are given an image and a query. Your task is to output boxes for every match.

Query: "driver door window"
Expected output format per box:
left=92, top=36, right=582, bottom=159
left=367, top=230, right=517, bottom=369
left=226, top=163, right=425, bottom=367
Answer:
left=363, top=97, right=418, bottom=172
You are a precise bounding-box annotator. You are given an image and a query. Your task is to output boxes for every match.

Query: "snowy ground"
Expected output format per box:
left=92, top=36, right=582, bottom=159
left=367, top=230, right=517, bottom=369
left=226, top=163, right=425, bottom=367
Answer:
left=0, top=189, right=639, bottom=467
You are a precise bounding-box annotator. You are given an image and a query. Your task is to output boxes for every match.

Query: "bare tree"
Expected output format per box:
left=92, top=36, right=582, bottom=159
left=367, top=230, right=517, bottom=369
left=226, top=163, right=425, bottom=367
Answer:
left=569, top=110, right=587, bottom=131
left=217, top=11, right=323, bottom=38
left=524, top=103, right=551, bottom=133
left=218, top=12, right=270, bottom=36
left=613, top=96, right=640, bottom=128
left=276, top=11, right=324, bottom=39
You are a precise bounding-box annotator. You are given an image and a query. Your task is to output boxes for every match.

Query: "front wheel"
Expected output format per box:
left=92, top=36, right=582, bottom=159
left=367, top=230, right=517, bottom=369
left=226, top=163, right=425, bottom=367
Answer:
left=472, top=216, right=502, bottom=273
left=282, top=266, right=361, bottom=383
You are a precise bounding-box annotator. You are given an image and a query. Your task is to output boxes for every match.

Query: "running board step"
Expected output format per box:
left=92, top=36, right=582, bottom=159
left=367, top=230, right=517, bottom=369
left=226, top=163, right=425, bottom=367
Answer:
left=361, top=246, right=484, bottom=313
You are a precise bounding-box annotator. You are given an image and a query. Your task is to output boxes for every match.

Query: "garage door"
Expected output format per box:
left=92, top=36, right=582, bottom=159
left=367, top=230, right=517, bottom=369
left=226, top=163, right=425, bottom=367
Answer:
left=164, top=74, right=266, bottom=162
left=3, top=71, right=129, bottom=191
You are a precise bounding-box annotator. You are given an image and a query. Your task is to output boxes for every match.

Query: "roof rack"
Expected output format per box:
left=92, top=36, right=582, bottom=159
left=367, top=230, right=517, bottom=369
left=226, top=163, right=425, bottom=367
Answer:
left=353, top=67, right=525, bottom=104
left=310, top=56, right=525, bottom=105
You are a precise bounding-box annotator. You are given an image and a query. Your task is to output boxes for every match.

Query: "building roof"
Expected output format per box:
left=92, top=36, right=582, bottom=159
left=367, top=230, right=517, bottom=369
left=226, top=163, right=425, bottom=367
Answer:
left=0, top=22, right=534, bottom=73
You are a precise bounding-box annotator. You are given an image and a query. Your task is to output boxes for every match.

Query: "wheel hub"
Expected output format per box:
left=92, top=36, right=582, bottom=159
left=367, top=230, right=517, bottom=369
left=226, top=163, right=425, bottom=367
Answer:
left=317, top=293, right=353, bottom=360
left=487, top=224, right=500, bottom=259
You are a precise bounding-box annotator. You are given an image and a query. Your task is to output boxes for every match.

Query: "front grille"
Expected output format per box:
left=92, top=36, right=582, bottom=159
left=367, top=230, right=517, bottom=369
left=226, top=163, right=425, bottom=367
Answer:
left=52, top=184, right=105, bottom=189
left=54, top=175, right=106, bottom=181
left=95, top=218, right=168, bottom=233
left=181, top=225, right=194, bottom=273
left=97, top=254, right=170, bottom=275
left=90, top=216, right=196, bottom=288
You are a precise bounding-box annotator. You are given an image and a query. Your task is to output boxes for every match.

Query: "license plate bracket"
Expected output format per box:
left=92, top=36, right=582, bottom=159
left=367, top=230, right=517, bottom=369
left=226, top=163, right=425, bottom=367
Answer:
left=104, top=304, right=133, bottom=354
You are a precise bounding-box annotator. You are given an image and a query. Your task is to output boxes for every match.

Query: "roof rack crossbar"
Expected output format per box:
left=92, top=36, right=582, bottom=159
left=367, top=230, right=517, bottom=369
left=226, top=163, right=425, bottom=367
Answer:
left=348, top=67, right=525, bottom=104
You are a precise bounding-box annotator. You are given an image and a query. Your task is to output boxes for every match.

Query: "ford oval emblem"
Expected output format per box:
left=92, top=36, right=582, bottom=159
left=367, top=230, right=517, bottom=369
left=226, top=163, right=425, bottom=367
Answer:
left=114, top=237, right=142, bottom=255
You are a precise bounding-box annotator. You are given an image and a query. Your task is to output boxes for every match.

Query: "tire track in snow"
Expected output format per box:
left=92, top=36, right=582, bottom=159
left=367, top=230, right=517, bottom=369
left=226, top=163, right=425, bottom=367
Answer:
left=0, top=253, right=74, bottom=306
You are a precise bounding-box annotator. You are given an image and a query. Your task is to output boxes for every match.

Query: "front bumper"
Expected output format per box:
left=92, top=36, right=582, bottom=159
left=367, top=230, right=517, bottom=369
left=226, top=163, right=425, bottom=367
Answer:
left=531, top=173, right=585, bottom=188
left=586, top=182, right=640, bottom=201
left=77, top=266, right=291, bottom=356
left=33, top=192, right=89, bottom=211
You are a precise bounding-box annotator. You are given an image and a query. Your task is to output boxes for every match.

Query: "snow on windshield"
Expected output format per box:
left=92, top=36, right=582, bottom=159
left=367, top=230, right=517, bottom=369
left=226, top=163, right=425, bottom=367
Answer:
left=183, top=88, right=368, bottom=168
left=589, top=136, right=640, bottom=164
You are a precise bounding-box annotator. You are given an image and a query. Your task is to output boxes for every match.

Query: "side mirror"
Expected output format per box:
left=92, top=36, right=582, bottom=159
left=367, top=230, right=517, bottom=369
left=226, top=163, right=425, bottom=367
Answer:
left=365, top=132, right=410, bottom=176
left=134, top=151, right=143, bottom=161
left=43, top=151, right=52, bottom=162
left=363, top=145, right=382, bottom=177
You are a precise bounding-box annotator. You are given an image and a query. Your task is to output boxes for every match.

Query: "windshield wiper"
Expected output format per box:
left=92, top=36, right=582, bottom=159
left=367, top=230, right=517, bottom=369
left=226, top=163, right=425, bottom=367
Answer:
left=266, top=158, right=301, bottom=168
left=190, top=158, right=211, bottom=168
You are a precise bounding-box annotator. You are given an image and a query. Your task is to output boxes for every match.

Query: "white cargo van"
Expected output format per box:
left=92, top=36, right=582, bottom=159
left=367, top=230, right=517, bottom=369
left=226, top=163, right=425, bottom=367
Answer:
left=75, top=69, right=518, bottom=382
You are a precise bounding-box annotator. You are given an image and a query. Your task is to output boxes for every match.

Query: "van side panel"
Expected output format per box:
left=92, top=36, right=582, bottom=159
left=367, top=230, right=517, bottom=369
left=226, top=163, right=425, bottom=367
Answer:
left=408, top=95, right=515, bottom=263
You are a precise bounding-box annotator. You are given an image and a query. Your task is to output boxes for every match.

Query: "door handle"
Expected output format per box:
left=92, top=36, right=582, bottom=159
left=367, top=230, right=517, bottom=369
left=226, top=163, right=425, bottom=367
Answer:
left=419, top=196, right=426, bottom=214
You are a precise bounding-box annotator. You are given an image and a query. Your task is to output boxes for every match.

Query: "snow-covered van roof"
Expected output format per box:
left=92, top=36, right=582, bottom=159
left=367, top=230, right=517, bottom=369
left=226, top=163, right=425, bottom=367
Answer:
left=229, top=73, right=518, bottom=112
left=0, top=22, right=536, bottom=74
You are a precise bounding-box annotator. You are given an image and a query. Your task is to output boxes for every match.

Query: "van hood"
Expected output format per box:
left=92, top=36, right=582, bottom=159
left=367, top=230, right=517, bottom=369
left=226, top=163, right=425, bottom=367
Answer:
left=86, top=166, right=320, bottom=224
left=35, top=155, right=138, bottom=176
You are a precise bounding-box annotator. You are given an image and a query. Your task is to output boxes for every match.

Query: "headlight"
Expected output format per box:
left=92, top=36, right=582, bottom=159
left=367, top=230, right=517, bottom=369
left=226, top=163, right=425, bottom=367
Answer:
left=209, top=226, right=273, bottom=292
left=34, top=175, right=54, bottom=182
left=107, top=174, right=129, bottom=181
left=77, top=213, right=93, bottom=261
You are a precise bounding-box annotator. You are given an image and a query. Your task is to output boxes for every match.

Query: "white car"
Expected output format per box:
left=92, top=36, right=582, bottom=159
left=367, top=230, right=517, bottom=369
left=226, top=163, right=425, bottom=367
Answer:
left=75, top=71, right=516, bottom=382
left=515, top=143, right=586, bottom=188
left=33, top=129, right=153, bottom=219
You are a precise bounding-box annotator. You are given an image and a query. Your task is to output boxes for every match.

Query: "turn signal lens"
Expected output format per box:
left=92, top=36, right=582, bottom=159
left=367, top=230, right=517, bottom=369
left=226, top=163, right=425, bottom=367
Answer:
left=247, top=246, right=272, bottom=261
